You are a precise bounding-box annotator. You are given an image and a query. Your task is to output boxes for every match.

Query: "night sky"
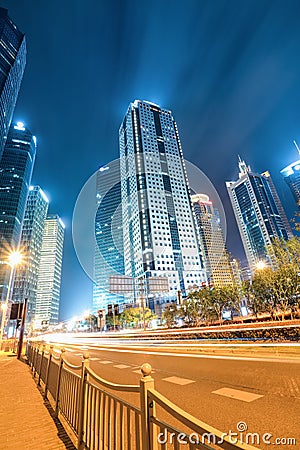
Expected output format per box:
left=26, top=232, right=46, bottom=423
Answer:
left=2, top=0, right=300, bottom=320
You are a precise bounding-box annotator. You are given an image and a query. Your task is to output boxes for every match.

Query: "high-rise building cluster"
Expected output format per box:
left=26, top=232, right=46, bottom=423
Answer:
left=0, top=7, right=64, bottom=333
left=0, top=8, right=295, bottom=324
left=93, top=99, right=297, bottom=315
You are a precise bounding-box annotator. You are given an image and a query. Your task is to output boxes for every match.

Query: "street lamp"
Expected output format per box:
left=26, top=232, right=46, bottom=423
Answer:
left=0, top=251, right=22, bottom=342
left=255, top=260, right=267, bottom=271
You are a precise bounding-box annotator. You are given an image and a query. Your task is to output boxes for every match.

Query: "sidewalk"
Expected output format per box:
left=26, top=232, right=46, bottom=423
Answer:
left=0, top=351, right=75, bottom=450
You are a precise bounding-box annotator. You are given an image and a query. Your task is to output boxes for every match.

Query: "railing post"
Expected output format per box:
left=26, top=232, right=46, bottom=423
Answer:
left=55, top=347, right=65, bottom=417
left=33, top=344, right=40, bottom=378
left=30, top=344, right=35, bottom=371
left=44, top=345, right=53, bottom=399
left=38, top=344, right=45, bottom=386
left=26, top=342, right=31, bottom=366
left=77, top=352, right=89, bottom=450
left=140, top=363, right=157, bottom=450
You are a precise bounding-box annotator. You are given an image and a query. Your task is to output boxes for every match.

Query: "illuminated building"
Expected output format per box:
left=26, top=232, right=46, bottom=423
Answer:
left=12, top=186, right=49, bottom=325
left=35, top=215, right=65, bottom=327
left=192, top=193, right=234, bottom=287
left=119, top=100, right=206, bottom=309
left=0, top=122, right=36, bottom=301
left=280, top=156, right=300, bottom=206
left=93, top=163, right=125, bottom=314
left=0, top=7, right=26, bottom=159
left=226, top=157, right=293, bottom=273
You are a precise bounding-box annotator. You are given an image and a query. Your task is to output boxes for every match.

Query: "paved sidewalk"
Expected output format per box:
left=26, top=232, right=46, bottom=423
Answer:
left=0, top=351, right=76, bottom=450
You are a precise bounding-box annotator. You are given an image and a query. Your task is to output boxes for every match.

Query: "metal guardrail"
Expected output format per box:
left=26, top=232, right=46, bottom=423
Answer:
left=26, top=342, right=258, bottom=450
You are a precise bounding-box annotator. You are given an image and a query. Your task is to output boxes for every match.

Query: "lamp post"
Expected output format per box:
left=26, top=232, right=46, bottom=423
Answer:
left=0, top=251, right=22, bottom=342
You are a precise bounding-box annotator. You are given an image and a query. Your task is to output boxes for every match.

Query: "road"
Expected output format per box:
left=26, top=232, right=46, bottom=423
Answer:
left=40, top=335, right=300, bottom=449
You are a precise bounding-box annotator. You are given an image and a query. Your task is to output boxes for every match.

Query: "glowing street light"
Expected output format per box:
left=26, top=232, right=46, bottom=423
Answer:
left=0, top=251, right=22, bottom=342
left=255, top=260, right=267, bottom=271
left=8, top=251, right=22, bottom=267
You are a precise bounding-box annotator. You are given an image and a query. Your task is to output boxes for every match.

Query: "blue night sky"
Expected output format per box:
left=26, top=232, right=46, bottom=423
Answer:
left=2, top=0, right=300, bottom=320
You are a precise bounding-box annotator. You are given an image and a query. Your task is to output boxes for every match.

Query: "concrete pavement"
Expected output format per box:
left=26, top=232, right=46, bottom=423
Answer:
left=0, top=350, right=75, bottom=450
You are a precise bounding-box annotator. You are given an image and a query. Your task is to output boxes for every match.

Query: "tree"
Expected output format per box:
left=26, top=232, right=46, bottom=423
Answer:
left=252, top=267, right=278, bottom=319
left=162, top=303, right=178, bottom=328
left=119, top=307, right=157, bottom=329
left=267, top=237, right=300, bottom=269
left=241, top=279, right=266, bottom=318
left=264, top=237, right=300, bottom=319
left=208, top=286, right=238, bottom=322
left=185, top=285, right=240, bottom=325
left=179, top=297, right=202, bottom=326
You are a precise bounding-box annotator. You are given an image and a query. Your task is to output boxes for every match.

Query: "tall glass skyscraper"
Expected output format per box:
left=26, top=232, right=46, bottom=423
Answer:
left=119, top=100, right=206, bottom=309
left=12, top=186, right=49, bottom=325
left=93, top=164, right=125, bottom=314
left=280, top=158, right=300, bottom=206
left=35, top=215, right=65, bottom=327
left=226, top=158, right=293, bottom=273
left=0, top=122, right=36, bottom=301
left=0, top=7, right=26, bottom=159
left=192, top=193, right=234, bottom=287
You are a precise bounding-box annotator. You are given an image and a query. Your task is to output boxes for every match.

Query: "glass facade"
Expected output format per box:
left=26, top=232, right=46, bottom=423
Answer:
left=35, top=215, right=65, bottom=327
left=93, top=163, right=125, bottom=314
left=226, top=158, right=292, bottom=273
left=119, top=100, right=206, bottom=312
left=0, top=7, right=26, bottom=159
left=280, top=159, right=300, bottom=206
left=0, top=122, right=36, bottom=301
left=192, top=194, right=234, bottom=287
left=12, top=186, right=49, bottom=325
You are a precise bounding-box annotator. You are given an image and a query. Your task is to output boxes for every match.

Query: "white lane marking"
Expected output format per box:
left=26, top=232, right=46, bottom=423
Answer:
left=212, top=387, right=263, bottom=402
left=89, top=357, right=100, bottom=361
left=66, top=348, right=77, bottom=352
left=114, top=364, right=131, bottom=369
left=74, top=353, right=83, bottom=356
left=162, top=376, right=195, bottom=386
left=99, top=360, right=113, bottom=364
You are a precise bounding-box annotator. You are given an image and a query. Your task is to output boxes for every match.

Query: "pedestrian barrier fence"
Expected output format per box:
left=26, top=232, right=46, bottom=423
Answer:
left=26, top=342, right=258, bottom=450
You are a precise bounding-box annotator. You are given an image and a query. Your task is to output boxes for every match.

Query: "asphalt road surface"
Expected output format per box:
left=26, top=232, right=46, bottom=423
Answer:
left=44, top=338, right=300, bottom=449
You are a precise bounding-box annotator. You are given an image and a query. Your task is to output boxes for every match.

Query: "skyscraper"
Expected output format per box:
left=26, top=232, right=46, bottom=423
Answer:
left=280, top=155, right=300, bottom=206
left=35, top=215, right=65, bottom=328
left=93, top=163, right=125, bottom=314
left=226, top=157, right=293, bottom=273
left=119, top=100, right=206, bottom=308
left=0, top=7, right=26, bottom=159
left=12, top=186, right=49, bottom=325
left=192, top=194, right=234, bottom=287
left=0, top=122, right=36, bottom=301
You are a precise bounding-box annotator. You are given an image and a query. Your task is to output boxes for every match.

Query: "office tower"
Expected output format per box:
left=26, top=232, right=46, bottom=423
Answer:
left=192, top=194, right=234, bottom=287
left=0, top=7, right=26, bottom=159
left=226, top=157, right=293, bottom=273
left=119, top=100, right=206, bottom=309
left=12, top=186, right=49, bottom=325
left=93, top=163, right=125, bottom=314
left=0, top=122, right=36, bottom=301
left=280, top=153, right=300, bottom=206
left=34, top=215, right=65, bottom=328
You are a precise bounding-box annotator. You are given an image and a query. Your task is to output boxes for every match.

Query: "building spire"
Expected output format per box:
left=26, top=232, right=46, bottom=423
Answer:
left=238, top=156, right=250, bottom=177
left=293, top=140, right=300, bottom=155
